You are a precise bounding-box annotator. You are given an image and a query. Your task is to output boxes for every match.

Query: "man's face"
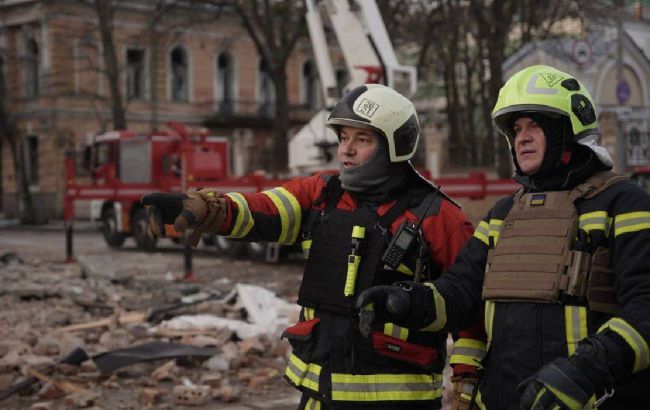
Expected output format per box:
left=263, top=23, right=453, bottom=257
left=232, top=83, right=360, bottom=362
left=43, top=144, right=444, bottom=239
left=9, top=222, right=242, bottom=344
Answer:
left=337, top=126, right=379, bottom=169
left=513, top=117, right=546, bottom=175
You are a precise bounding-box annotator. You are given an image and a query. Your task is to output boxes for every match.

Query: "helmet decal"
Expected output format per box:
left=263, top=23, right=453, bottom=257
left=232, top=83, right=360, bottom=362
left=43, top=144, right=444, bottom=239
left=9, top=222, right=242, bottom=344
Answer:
left=355, top=98, right=380, bottom=118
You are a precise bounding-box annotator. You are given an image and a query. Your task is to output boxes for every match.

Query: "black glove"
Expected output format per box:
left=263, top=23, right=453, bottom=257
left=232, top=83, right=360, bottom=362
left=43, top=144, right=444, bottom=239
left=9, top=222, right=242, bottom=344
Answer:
left=142, top=193, right=188, bottom=239
left=355, top=281, right=436, bottom=337
left=518, top=338, right=616, bottom=410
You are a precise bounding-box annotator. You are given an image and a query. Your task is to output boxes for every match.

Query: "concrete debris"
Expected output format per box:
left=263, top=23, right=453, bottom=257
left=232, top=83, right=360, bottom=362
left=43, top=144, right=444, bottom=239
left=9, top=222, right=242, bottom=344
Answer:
left=0, top=230, right=304, bottom=409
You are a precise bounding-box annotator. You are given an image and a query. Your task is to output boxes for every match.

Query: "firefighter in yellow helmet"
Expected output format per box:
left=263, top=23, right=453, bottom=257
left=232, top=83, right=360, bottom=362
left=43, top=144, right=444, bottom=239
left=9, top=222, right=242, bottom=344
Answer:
left=357, top=65, right=650, bottom=409
left=143, top=84, right=481, bottom=409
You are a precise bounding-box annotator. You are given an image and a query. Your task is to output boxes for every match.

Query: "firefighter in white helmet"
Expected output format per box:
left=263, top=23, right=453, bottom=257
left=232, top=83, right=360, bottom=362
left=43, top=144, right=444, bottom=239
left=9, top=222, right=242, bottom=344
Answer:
left=143, top=84, right=482, bottom=409
left=357, top=65, right=650, bottom=409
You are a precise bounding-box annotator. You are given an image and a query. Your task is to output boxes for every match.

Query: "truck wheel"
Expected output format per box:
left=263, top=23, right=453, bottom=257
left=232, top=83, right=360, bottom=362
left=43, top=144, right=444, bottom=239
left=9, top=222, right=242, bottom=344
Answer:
left=214, top=236, right=246, bottom=258
left=102, top=208, right=126, bottom=248
left=132, top=208, right=157, bottom=251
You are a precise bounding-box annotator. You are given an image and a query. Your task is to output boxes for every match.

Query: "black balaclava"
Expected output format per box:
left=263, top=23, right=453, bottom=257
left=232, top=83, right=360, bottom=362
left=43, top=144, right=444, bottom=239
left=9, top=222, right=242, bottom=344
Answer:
left=509, top=112, right=568, bottom=178
left=509, top=112, right=608, bottom=191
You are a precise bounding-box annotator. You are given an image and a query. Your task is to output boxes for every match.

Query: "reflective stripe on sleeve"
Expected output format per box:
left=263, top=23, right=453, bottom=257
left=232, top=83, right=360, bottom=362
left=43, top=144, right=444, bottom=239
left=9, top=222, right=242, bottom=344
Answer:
left=225, top=193, right=254, bottom=238
left=484, top=301, right=495, bottom=350
left=579, top=211, right=611, bottom=236
left=305, top=397, right=321, bottom=410
left=450, top=338, right=487, bottom=367
left=285, top=353, right=321, bottom=392
left=384, top=323, right=409, bottom=341
left=473, top=221, right=489, bottom=245
left=565, top=305, right=588, bottom=356
left=263, top=187, right=302, bottom=244
left=421, top=283, right=446, bottom=332
left=488, top=219, right=503, bottom=245
left=330, top=373, right=442, bottom=402
left=598, top=318, right=650, bottom=372
left=614, top=211, right=650, bottom=237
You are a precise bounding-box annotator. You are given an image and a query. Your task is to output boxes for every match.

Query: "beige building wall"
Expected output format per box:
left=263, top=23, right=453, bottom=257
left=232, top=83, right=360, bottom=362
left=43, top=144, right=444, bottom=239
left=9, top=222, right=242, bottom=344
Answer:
left=0, top=1, right=317, bottom=219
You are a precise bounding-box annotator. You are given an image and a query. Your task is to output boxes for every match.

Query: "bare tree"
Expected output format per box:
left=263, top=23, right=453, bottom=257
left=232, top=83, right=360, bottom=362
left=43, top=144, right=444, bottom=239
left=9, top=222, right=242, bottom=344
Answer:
left=92, top=0, right=127, bottom=130
left=228, top=0, right=307, bottom=173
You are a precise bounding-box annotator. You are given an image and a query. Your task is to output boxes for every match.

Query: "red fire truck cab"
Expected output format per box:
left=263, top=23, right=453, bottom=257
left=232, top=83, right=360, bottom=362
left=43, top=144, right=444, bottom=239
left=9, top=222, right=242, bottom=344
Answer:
left=70, top=122, right=236, bottom=251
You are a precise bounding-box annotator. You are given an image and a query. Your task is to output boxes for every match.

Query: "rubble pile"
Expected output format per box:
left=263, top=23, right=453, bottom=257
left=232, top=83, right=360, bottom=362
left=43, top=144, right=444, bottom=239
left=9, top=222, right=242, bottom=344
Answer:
left=0, top=251, right=301, bottom=409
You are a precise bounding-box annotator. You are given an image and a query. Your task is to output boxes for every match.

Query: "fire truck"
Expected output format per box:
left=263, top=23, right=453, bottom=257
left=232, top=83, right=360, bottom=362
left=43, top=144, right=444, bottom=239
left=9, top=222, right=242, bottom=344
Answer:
left=65, top=122, right=290, bottom=260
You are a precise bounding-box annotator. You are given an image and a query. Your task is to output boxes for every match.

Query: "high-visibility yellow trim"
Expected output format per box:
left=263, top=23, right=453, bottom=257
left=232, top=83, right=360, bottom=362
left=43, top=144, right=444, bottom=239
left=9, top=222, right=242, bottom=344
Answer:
left=565, top=305, right=588, bottom=356
left=352, top=225, right=366, bottom=238
left=302, top=307, right=315, bottom=321
left=579, top=211, right=611, bottom=236
left=384, top=323, right=409, bottom=341
left=301, top=239, right=312, bottom=259
left=421, top=284, right=446, bottom=332
left=545, top=385, right=582, bottom=410
left=474, top=221, right=489, bottom=245
left=475, top=389, right=487, bottom=410
left=450, top=338, right=487, bottom=367
left=225, top=193, right=254, bottom=238
left=614, top=211, right=650, bottom=237
left=598, top=318, right=650, bottom=372
left=263, top=187, right=301, bottom=244
left=396, top=263, right=414, bottom=275
left=345, top=255, right=361, bottom=296
left=330, top=373, right=442, bottom=402
left=485, top=301, right=495, bottom=350
left=488, top=219, right=503, bottom=245
left=285, top=353, right=321, bottom=392
left=305, top=397, right=321, bottom=410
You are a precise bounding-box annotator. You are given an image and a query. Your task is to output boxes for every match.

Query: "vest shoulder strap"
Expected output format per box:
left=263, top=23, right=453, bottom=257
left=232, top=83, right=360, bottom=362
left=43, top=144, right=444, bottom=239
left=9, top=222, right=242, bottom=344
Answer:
left=569, top=171, right=628, bottom=201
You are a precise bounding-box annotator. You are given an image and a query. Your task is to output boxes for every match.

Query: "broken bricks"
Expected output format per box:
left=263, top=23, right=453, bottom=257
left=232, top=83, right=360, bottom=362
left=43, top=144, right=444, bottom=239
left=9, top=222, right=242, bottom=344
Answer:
left=172, top=384, right=211, bottom=406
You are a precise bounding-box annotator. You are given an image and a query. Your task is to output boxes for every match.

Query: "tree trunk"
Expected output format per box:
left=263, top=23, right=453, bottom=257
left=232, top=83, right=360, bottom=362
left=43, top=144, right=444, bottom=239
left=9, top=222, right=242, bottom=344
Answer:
left=95, top=0, right=127, bottom=130
left=272, top=69, right=289, bottom=174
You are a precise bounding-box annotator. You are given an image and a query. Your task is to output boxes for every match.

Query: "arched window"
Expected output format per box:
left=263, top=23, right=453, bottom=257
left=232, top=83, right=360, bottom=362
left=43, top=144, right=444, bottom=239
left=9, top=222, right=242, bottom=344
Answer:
left=257, top=58, right=275, bottom=116
left=25, top=38, right=39, bottom=98
left=216, top=52, right=235, bottom=114
left=170, top=46, right=188, bottom=102
left=301, top=59, right=318, bottom=110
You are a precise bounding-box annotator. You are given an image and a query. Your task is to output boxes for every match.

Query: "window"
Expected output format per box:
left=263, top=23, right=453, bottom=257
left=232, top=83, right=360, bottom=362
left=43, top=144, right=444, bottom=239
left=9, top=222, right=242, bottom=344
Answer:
left=25, top=38, right=39, bottom=98
left=257, top=58, right=275, bottom=116
left=627, top=127, right=648, bottom=166
left=216, top=52, right=234, bottom=114
left=170, top=46, right=188, bottom=102
left=24, top=135, right=39, bottom=185
left=126, top=48, right=146, bottom=100
left=301, top=59, right=318, bottom=109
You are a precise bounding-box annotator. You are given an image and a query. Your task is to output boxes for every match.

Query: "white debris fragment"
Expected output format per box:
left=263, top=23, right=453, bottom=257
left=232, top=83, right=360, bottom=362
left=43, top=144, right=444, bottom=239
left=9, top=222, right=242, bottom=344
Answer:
left=156, top=284, right=299, bottom=340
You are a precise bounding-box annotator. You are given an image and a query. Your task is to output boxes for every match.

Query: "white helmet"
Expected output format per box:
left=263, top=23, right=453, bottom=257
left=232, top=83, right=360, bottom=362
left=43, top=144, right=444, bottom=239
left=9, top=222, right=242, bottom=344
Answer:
left=326, top=84, right=420, bottom=162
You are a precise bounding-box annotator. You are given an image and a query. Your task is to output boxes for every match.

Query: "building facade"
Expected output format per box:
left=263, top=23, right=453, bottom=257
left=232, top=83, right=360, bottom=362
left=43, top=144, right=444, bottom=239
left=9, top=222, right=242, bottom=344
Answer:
left=0, top=0, right=322, bottom=220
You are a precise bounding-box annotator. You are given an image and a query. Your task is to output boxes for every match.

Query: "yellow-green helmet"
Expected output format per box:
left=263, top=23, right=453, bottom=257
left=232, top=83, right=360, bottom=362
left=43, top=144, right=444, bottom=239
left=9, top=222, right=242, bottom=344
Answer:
left=492, top=65, right=598, bottom=144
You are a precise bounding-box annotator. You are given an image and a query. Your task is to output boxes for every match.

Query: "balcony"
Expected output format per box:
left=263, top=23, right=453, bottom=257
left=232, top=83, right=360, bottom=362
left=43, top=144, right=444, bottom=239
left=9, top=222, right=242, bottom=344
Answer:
left=203, top=99, right=317, bottom=128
